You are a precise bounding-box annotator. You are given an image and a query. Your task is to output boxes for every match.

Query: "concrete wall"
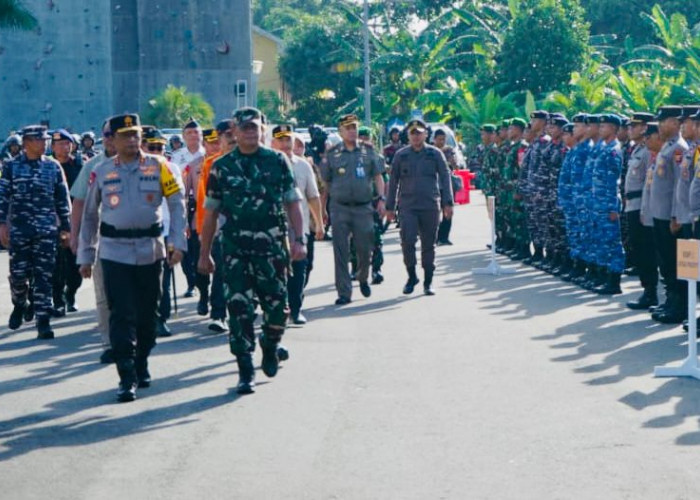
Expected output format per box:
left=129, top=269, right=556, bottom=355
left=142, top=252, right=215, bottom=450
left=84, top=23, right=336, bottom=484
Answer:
left=0, top=0, right=252, bottom=135
left=114, top=0, right=253, bottom=124
left=0, top=0, right=114, bottom=135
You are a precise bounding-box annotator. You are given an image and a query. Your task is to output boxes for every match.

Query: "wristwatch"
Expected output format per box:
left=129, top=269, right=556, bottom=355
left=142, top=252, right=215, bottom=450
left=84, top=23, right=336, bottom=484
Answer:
left=376, top=195, right=386, bottom=202
left=294, top=236, right=305, bottom=245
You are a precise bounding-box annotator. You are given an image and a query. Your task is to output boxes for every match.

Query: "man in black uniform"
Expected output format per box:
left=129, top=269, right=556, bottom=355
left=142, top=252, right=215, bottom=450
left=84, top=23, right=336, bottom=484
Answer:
left=386, top=119, right=454, bottom=295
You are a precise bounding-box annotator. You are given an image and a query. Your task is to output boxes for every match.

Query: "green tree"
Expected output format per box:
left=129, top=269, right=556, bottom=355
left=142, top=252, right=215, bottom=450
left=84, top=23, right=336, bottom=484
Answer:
left=142, top=85, right=214, bottom=128
left=496, top=0, right=589, bottom=95
left=257, top=90, right=289, bottom=123
left=0, top=0, right=37, bottom=30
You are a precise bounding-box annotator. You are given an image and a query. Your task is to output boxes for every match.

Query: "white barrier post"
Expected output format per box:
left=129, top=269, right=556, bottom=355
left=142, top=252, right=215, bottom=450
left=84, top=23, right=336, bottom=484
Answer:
left=472, top=195, right=517, bottom=276
left=654, top=239, right=700, bottom=380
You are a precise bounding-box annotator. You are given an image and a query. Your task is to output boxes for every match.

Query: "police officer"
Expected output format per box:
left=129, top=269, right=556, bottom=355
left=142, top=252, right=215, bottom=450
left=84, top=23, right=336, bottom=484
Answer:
left=650, top=106, right=689, bottom=323
left=386, top=118, right=454, bottom=295
left=320, top=114, right=386, bottom=305
left=50, top=129, right=84, bottom=315
left=0, top=125, right=71, bottom=339
left=198, top=107, right=306, bottom=395
left=77, top=113, right=187, bottom=403
left=623, top=112, right=658, bottom=309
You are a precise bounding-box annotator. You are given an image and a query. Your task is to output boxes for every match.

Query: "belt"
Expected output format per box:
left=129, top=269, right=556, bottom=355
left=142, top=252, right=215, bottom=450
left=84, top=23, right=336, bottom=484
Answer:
left=625, top=190, right=642, bottom=200
left=335, top=201, right=371, bottom=207
left=100, top=222, right=163, bottom=238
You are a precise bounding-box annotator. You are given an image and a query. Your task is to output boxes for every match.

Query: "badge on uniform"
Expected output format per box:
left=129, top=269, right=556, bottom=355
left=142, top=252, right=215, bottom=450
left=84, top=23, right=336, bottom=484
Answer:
left=657, top=167, right=664, bottom=177
left=146, top=193, right=155, bottom=203
left=338, top=168, right=346, bottom=175
left=674, top=148, right=683, bottom=164
left=109, top=194, right=120, bottom=207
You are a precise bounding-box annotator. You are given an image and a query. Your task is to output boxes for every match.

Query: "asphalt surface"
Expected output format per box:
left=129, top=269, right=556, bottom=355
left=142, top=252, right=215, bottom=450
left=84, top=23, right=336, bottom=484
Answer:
left=2, top=194, right=700, bottom=499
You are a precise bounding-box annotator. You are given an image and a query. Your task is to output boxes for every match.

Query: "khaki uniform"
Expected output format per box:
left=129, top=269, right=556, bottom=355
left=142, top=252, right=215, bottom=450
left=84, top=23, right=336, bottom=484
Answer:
left=320, top=142, right=383, bottom=300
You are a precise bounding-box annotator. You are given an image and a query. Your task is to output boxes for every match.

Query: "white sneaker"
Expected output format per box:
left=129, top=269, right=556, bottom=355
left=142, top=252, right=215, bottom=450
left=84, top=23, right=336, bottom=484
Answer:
left=208, top=319, right=228, bottom=333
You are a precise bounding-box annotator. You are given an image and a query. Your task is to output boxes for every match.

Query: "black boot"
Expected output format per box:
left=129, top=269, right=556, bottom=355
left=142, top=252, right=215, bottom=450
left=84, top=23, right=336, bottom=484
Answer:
left=260, top=330, right=281, bottom=378
left=594, top=272, right=622, bottom=295
left=135, top=356, right=151, bottom=388
left=8, top=303, right=25, bottom=330
left=572, top=264, right=592, bottom=285
left=540, top=252, right=555, bottom=272
left=626, top=288, right=658, bottom=310
left=592, top=266, right=608, bottom=288
left=23, top=302, right=34, bottom=322
left=66, top=291, right=78, bottom=313
left=654, top=293, right=687, bottom=324
left=513, top=243, right=531, bottom=261
left=403, top=266, right=420, bottom=295
left=116, top=359, right=137, bottom=402
left=423, top=268, right=435, bottom=296
left=197, top=289, right=209, bottom=316
left=651, top=292, right=674, bottom=317
left=235, top=353, right=256, bottom=394
left=557, top=257, right=573, bottom=279
left=36, top=316, right=54, bottom=340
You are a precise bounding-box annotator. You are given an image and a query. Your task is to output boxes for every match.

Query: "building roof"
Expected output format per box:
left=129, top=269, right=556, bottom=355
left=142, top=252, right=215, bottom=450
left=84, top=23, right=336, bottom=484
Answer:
left=252, top=25, right=284, bottom=48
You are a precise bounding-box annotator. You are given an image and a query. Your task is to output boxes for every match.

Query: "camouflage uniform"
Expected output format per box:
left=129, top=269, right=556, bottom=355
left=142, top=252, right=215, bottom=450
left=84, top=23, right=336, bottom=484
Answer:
left=505, top=138, right=529, bottom=251
left=205, top=146, right=301, bottom=355
left=495, top=139, right=512, bottom=243
left=525, top=133, right=551, bottom=251
left=543, top=138, right=569, bottom=258
left=0, top=151, right=71, bottom=320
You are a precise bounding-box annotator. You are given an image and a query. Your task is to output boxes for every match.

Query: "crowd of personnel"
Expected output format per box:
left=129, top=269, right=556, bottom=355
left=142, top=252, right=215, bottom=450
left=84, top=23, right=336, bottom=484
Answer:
left=0, top=108, right=457, bottom=402
left=477, top=106, right=700, bottom=328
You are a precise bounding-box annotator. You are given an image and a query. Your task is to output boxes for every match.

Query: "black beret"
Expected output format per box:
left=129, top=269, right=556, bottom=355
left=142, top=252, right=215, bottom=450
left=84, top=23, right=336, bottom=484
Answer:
left=216, top=119, right=234, bottom=133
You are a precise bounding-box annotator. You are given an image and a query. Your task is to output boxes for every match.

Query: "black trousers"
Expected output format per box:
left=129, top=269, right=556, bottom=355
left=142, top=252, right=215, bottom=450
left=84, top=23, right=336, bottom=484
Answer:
left=653, top=218, right=677, bottom=294
left=437, top=216, right=452, bottom=243
left=53, top=245, right=82, bottom=307
left=304, top=232, right=315, bottom=288
left=287, top=258, right=308, bottom=317
left=626, top=211, right=658, bottom=290
left=102, top=259, right=162, bottom=362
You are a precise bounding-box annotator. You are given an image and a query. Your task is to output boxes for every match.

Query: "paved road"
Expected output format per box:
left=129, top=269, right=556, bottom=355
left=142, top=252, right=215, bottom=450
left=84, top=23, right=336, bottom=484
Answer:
left=2, top=195, right=700, bottom=499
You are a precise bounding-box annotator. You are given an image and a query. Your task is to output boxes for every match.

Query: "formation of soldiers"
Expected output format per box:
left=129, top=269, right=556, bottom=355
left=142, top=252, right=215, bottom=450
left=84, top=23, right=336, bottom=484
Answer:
left=0, top=108, right=457, bottom=402
left=481, top=106, right=700, bottom=327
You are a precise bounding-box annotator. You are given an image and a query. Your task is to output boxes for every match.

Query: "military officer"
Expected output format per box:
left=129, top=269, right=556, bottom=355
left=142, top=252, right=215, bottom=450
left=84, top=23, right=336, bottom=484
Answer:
left=386, top=118, right=454, bottom=295
left=78, top=113, right=187, bottom=402
left=0, top=125, right=71, bottom=339
left=320, top=114, right=386, bottom=305
left=622, top=112, right=658, bottom=309
left=50, top=128, right=84, bottom=315
left=433, top=128, right=459, bottom=246
left=80, top=131, right=98, bottom=159
left=650, top=106, right=689, bottom=323
left=504, top=118, right=530, bottom=260
left=1, top=134, right=22, bottom=164
left=198, top=107, right=306, bottom=395
left=524, top=110, right=551, bottom=266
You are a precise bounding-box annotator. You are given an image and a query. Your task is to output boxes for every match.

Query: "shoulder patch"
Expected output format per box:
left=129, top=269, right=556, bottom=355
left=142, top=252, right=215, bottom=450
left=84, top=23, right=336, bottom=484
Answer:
left=160, top=161, right=180, bottom=197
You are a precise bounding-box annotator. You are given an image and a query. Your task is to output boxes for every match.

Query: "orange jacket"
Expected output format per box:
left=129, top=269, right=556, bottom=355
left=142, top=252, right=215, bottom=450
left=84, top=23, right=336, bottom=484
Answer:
left=196, top=152, right=222, bottom=234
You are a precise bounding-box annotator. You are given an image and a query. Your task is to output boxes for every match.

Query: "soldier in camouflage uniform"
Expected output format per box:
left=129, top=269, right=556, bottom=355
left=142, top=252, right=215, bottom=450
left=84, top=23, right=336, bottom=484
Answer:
left=524, top=111, right=551, bottom=266
left=478, top=124, right=498, bottom=199
left=0, top=125, right=71, bottom=339
left=503, top=118, right=530, bottom=259
left=540, top=114, right=570, bottom=274
left=495, top=120, right=513, bottom=253
left=199, top=107, right=306, bottom=395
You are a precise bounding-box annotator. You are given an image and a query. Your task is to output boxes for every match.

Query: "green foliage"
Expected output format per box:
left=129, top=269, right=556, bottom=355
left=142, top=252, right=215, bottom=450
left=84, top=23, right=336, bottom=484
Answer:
left=496, top=0, right=589, bottom=94
left=0, top=0, right=37, bottom=30
left=257, top=90, right=289, bottom=124
left=142, top=85, right=214, bottom=128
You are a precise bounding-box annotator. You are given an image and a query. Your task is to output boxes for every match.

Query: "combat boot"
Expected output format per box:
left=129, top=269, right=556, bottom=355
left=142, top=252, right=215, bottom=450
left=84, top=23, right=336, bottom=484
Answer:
left=260, top=331, right=281, bottom=378
left=235, top=353, right=256, bottom=394
left=23, top=302, right=34, bottom=322
left=527, top=246, right=544, bottom=266
left=66, top=291, right=78, bottom=313
left=626, top=288, right=658, bottom=310
left=403, top=266, right=420, bottom=294
left=655, top=302, right=686, bottom=324
left=594, top=272, right=622, bottom=295
left=36, top=316, right=54, bottom=340
left=539, top=253, right=554, bottom=272
left=513, top=244, right=531, bottom=261
left=580, top=265, right=598, bottom=289
left=592, top=266, right=608, bottom=289
left=8, top=303, right=25, bottom=330
left=135, top=356, right=151, bottom=388
left=116, top=359, right=138, bottom=402
left=197, top=289, right=209, bottom=316
left=555, top=256, right=572, bottom=278
left=423, top=268, right=435, bottom=296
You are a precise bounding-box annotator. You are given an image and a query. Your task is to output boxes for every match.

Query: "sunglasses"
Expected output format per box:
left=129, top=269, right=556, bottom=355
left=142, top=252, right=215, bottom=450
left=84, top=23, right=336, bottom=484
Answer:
left=147, top=144, right=165, bottom=152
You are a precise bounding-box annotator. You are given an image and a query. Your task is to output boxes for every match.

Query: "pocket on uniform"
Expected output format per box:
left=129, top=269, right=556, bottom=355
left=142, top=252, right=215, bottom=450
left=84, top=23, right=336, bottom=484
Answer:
left=139, top=181, right=161, bottom=206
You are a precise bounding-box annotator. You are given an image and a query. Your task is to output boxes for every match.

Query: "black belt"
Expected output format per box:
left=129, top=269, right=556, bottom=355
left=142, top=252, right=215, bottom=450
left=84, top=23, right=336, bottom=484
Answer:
left=336, top=201, right=371, bottom=207
left=100, top=223, right=163, bottom=238
left=625, top=190, right=642, bottom=200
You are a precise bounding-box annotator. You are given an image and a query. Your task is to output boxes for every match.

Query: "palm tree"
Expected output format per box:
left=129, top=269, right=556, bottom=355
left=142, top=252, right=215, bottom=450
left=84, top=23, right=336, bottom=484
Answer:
left=0, top=0, right=38, bottom=30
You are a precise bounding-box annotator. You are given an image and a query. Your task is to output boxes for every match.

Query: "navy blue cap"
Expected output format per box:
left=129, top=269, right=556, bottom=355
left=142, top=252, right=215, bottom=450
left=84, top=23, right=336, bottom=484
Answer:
left=572, top=113, right=588, bottom=123
left=585, top=114, right=602, bottom=124
left=50, top=129, right=73, bottom=142
left=644, top=122, right=659, bottom=136
left=600, top=114, right=622, bottom=126
left=562, top=123, right=574, bottom=134
left=530, top=110, right=549, bottom=120
left=656, top=106, right=683, bottom=121
left=630, top=112, right=655, bottom=124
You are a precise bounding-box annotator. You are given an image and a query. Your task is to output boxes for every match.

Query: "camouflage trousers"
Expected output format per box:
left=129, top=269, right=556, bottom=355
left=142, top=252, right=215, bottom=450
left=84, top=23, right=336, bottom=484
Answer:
left=546, top=198, right=568, bottom=256
left=592, top=213, right=625, bottom=273
left=224, top=251, right=289, bottom=356
left=529, top=191, right=548, bottom=248
left=9, top=232, right=56, bottom=317
left=509, top=198, right=530, bottom=247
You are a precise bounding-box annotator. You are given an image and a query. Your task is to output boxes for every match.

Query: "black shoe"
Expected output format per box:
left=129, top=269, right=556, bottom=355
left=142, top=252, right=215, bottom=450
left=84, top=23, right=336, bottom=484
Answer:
left=184, top=286, right=195, bottom=298
left=360, top=281, right=371, bottom=297
left=371, top=272, right=384, bottom=285
left=156, top=320, right=172, bottom=337
left=36, top=317, right=54, bottom=340
left=594, top=273, right=622, bottom=295
left=66, top=293, right=78, bottom=313
left=208, top=319, right=228, bottom=333
left=116, top=359, right=137, bottom=402
left=292, top=313, right=307, bottom=325
left=197, top=298, right=209, bottom=316
left=8, top=303, right=25, bottom=330
left=626, top=290, right=658, bottom=310
left=335, top=296, right=351, bottom=305
left=682, top=318, right=700, bottom=333
left=261, top=346, right=279, bottom=378
left=441, top=240, right=453, bottom=246
left=655, top=309, right=685, bottom=324
left=236, top=354, right=256, bottom=394
left=23, top=303, right=34, bottom=322
left=424, top=284, right=435, bottom=296
left=403, top=276, right=419, bottom=295
left=135, top=357, right=151, bottom=388
left=50, top=306, right=66, bottom=318
left=100, top=348, right=115, bottom=364
left=277, top=345, right=290, bottom=361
